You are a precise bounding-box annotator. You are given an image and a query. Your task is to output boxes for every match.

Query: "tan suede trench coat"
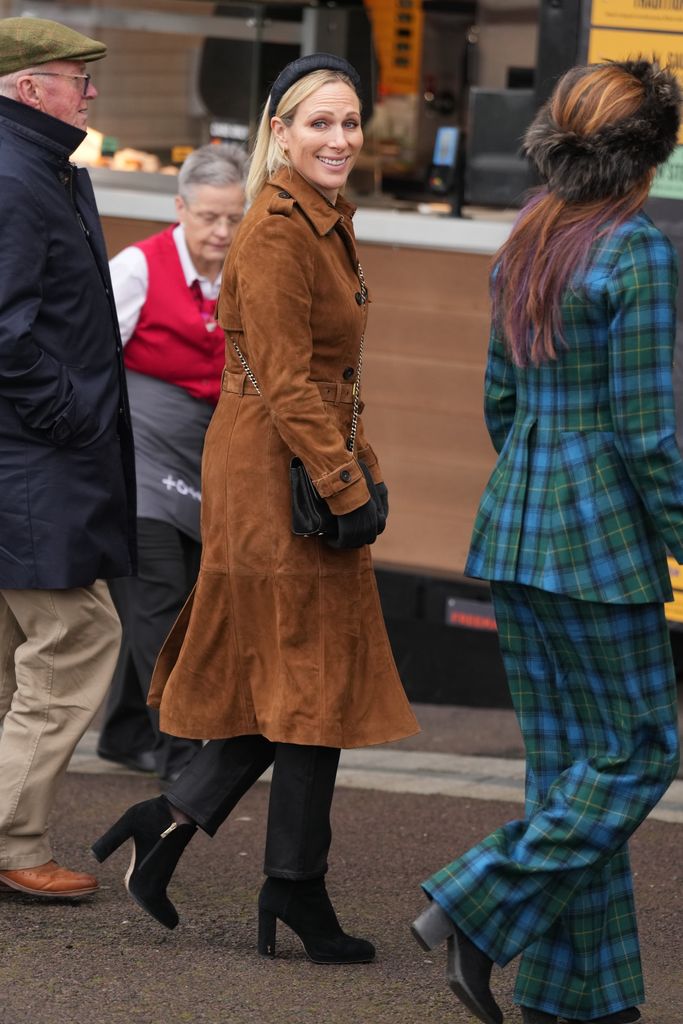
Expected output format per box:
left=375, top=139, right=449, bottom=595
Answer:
left=148, top=168, right=418, bottom=748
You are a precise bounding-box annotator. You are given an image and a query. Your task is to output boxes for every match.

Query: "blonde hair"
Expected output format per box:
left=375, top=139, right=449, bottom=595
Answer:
left=245, top=69, right=359, bottom=203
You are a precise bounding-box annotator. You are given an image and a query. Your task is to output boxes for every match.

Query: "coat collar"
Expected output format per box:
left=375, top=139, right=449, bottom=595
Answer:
left=0, top=95, right=85, bottom=160
left=268, top=167, right=357, bottom=237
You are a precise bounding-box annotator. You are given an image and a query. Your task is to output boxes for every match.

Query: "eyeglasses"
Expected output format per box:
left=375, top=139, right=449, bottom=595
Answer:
left=187, top=208, right=243, bottom=228
left=30, top=72, right=92, bottom=97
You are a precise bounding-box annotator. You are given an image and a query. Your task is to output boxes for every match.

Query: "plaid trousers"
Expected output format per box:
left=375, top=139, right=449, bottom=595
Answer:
left=422, top=583, right=680, bottom=1020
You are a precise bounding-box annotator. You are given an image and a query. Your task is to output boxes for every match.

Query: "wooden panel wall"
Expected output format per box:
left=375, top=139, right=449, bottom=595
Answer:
left=79, top=0, right=214, bottom=153
left=89, top=28, right=204, bottom=153
left=358, top=243, right=496, bottom=577
left=101, top=217, right=496, bottom=579
left=103, top=216, right=170, bottom=257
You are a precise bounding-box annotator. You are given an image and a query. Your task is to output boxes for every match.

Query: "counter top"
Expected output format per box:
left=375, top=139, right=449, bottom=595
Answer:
left=353, top=207, right=512, bottom=254
left=93, top=176, right=513, bottom=256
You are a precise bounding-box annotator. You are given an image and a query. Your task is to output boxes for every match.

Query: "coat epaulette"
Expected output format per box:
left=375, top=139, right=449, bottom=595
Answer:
left=267, top=189, right=297, bottom=217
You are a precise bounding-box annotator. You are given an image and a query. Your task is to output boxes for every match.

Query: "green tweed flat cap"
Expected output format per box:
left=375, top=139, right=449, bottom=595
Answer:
left=0, top=17, right=106, bottom=75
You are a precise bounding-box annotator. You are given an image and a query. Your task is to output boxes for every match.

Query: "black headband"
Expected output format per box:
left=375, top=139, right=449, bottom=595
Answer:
left=268, top=52, right=362, bottom=119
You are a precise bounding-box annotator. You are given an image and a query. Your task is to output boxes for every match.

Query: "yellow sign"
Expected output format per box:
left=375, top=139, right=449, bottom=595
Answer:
left=665, top=556, right=683, bottom=623
left=592, top=0, right=683, bottom=34
left=588, top=30, right=683, bottom=141
left=364, top=0, right=424, bottom=95
left=588, top=27, right=683, bottom=69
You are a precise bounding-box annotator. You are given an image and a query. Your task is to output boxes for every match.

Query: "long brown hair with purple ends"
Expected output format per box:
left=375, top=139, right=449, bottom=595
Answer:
left=491, top=63, right=657, bottom=368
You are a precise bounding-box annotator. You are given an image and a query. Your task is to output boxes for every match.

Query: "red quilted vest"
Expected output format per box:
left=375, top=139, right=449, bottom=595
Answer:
left=123, top=226, right=224, bottom=404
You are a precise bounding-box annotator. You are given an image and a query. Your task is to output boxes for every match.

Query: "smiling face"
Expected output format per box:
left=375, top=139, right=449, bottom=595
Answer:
left=271, top=80, right=363, bottom=204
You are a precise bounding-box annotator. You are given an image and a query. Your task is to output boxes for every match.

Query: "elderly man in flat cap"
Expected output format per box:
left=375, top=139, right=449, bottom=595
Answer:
left=0, top=17, right=136, bottom=898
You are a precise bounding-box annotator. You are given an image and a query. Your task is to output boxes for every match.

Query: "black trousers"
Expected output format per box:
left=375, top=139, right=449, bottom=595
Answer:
left=98, top=518, right=202, bottom=779
left=166, top=736, right=341, bottom=879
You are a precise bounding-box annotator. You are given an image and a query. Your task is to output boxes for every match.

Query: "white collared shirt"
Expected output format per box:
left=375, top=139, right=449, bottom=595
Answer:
left=109, top=224, right=221, bottom=345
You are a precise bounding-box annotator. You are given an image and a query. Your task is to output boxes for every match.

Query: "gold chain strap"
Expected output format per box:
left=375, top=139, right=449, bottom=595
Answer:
left=346, top=261, right=367, bottom=454
left=229, top=261, right=368, bottom=455
left=231, top=337, right=261, bottom=395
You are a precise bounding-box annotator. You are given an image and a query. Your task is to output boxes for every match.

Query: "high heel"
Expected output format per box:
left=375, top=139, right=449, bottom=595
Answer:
left=91, top=797, right=196, bottom=929
left=257, top=905, right=277, bottom=956
left=411, top=901, right=503, bottom=1024
left=257, top=877, right=375, bottom=964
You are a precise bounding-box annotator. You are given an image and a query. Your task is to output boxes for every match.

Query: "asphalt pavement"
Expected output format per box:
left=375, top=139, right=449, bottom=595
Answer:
left=1, top=702, right=681, bottom=1024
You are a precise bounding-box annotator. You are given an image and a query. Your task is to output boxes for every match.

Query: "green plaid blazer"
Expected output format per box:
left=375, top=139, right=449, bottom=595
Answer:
left=466, top=212, right=683, bottom=604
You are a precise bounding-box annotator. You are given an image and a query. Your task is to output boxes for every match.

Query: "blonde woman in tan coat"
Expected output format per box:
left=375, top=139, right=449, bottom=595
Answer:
left=92, top=53, right=418, bottom=963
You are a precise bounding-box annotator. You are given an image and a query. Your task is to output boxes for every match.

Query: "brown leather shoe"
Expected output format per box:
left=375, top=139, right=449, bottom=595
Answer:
left=0, top=860, right=98, bottom=897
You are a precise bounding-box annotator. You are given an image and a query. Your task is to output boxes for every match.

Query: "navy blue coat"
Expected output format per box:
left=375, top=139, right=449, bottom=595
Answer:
left=0, top=97, right=136, bottom=588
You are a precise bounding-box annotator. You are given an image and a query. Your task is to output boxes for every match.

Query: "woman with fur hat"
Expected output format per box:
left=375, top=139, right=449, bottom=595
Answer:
left=411, top=59, right=682, bottom=1024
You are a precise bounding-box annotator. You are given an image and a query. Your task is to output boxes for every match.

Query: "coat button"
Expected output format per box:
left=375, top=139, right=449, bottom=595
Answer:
left=278, top=190, right=291, bottom=199
left=340, top=469, right=351, bottom=483
left=355, top=291, right=366, bottom=305
left=342, top=367, right=355, bottom=380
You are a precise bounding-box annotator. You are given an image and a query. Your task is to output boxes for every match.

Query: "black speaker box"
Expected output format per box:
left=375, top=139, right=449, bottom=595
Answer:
left=534, top=0, right=583, bottom=107
left=375, top=569, right=511, bottom=708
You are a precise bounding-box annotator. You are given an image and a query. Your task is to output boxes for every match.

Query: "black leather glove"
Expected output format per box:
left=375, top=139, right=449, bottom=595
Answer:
left=375, top=481, right=389, bottom=527
left=326, top=498, right=378, bottom=549
left=358, top=463, right=388, bottom=536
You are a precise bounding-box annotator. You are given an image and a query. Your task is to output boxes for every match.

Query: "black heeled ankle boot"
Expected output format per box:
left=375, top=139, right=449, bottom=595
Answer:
left=412, top=901, right=503, bottom=1024
left=91, top=796, right=196, bottom=929
left=257, top=877, right=375, bottom=964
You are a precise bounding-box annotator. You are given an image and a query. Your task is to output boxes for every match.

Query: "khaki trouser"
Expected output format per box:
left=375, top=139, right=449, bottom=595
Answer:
left=0, top=581, right=121, bottom=869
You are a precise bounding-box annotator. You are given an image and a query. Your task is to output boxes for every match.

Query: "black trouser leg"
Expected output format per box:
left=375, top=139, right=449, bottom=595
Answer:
left=165, top=737, right=340, bottom=880
left=99, top=518, right=202, bottom=778
left=165, top=734, right=276, bottom=836
left=98, top=624, right=156, bottom=756
left=263, top=744, right=341, bottom=880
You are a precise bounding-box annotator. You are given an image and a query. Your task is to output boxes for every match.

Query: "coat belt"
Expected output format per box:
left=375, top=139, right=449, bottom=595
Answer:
left=221, top=369, right=356, bottom=404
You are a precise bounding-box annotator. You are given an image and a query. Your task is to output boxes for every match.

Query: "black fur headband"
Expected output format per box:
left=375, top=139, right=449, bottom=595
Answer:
left=523, top=59, right=681, bottom=202
left=268, top=53, right=361, bottom=119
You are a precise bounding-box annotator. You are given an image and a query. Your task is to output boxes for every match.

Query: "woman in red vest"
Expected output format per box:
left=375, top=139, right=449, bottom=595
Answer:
left=96, top=143, right=246, bottom=782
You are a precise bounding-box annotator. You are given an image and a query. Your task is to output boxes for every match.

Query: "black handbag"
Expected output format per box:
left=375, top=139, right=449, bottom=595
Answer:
left=289, top=456, right=337, bottom=537
left=289, top=456, right=385, bottom=538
